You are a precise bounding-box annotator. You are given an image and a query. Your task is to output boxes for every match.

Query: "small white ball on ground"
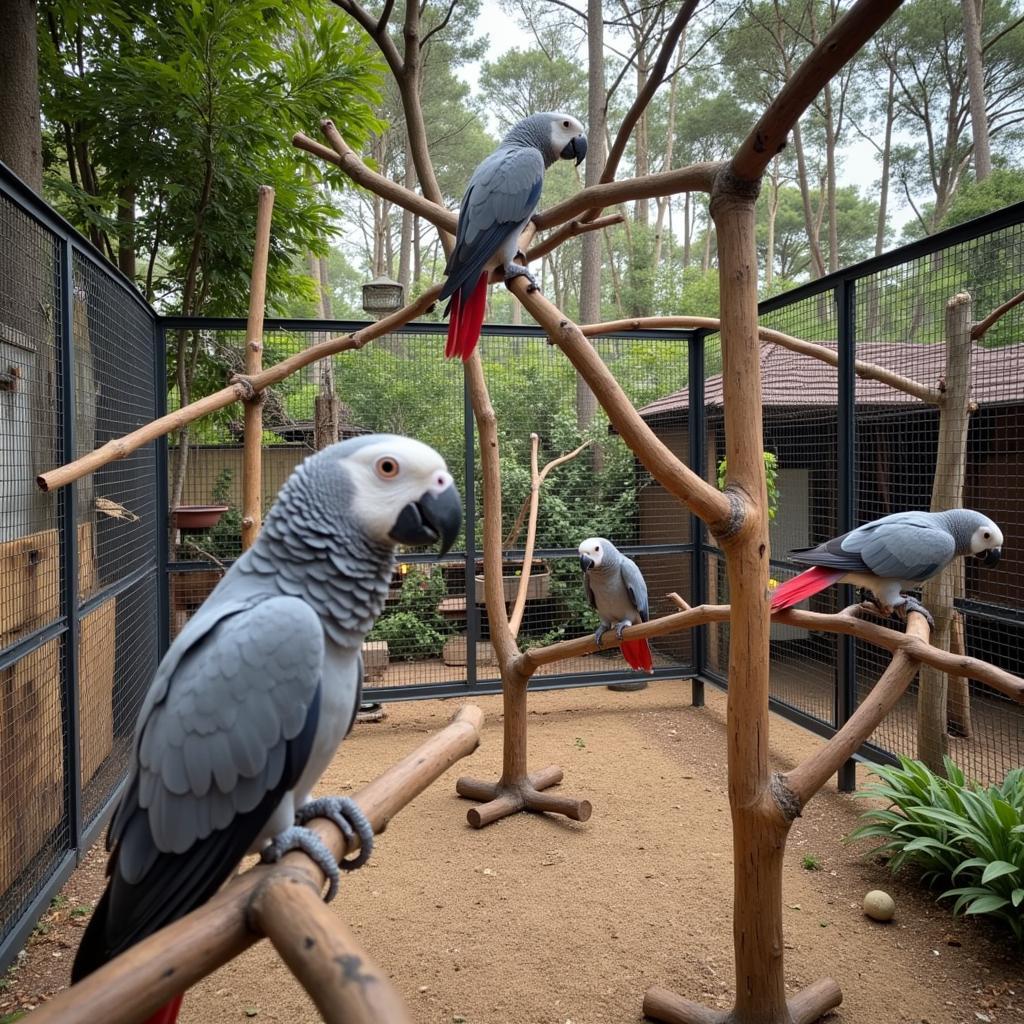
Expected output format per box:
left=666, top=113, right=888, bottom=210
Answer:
left=863, top=889, right=896, bottom=922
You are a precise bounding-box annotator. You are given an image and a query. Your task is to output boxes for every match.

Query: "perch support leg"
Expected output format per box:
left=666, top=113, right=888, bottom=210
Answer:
left=643, top=978, right=840, bottom=1024
left=455, top=676, right=591, bottom=829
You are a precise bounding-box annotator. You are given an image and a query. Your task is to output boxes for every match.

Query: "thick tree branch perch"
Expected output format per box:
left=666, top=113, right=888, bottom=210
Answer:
left=971, top=287, right=1024, bottom=340
left=781, top=613, right=930, bottom=812
left=731, top=0, right=905, bottom=181
left=509, top=279, right=733, bottom=533
left=526, top=213, right=623, bottom=262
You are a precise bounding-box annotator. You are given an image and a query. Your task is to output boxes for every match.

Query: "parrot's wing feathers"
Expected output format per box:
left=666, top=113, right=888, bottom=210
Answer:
left=788, top=533, right=869, bottom=572
left=441, top=147, right=544, bottom=302
left=620, top=557, right=650, bottom=622
left=856, top=518, right=955, bottom=580
left=89, top=597, right=324, bottom=964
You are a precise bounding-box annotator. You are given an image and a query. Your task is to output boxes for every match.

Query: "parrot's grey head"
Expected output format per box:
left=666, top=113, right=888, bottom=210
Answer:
left=946, top=509, right=1003, bottom=566
left=309, top=434, right=462, bottom=555
left=578, top=536, right=613, bottom=572
left=507, top=112, right=587, bottom=167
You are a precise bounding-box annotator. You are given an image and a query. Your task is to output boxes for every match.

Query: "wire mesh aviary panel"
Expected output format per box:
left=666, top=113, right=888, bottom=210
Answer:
left=165, top=321, right=696, bottom=697
left=0, top=169, right=161, bottom=972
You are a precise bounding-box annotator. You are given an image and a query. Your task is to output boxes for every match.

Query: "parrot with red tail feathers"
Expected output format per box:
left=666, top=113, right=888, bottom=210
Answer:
left=579, top=537, right=654, bottom=674
left=439, top=111, right=587, bottom=361
left=770, top=509, right=1003, bottom=623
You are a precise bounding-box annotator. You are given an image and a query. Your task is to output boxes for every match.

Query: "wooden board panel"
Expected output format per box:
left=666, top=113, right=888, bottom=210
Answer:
left=0, top=638, right=64, bottom=898
left=79, top=598, right=116, bottom=785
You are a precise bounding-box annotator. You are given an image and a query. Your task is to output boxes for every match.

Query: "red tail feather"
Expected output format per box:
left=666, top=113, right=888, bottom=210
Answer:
left=620, top=637, right=653, bottom=673
left=144, top=994, right=184, bottom=1024
left=454, top=274, right=489, bottom=361
left=770, top=566, right=844, bottom=610
left=444, top=289, right=462, bottom=358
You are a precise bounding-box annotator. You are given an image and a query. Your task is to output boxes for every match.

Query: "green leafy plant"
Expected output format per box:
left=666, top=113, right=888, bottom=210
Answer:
left=367, top=612, right=444, bottom=661
left=801, top=854, right=822, bottom=871
left=849, top=756, right=1024, bottom=942
left=717, top=451, right=780, bottom=520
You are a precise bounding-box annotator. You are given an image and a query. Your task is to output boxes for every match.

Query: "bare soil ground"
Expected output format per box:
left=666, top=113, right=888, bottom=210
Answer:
left=2, top=680, right=1021, bottom=1024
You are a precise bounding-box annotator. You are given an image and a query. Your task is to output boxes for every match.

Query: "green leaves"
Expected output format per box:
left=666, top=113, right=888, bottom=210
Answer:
left=849, top=757, right=1024, bottom=943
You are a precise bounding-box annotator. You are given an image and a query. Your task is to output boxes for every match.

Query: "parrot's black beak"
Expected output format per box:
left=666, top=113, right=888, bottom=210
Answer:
left=978, top=546, right=1002, bottom=567
left=580, top=554, right=594, bottom=572
left=390, top=485, right=462, bottom=556
left=561, top=134, right=587, bottom=166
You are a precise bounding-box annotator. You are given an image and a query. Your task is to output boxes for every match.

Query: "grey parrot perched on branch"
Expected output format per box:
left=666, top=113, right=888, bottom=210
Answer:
left=579, top=537, right=653, bottom=673
left=439, top=111, right=587, bottom=361
left=770, top=509, right=1003, bottom=622
left=71, top=435, right=461, bottom=1024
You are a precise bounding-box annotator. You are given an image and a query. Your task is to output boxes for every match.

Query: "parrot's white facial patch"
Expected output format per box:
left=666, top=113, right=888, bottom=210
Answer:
left=548, top=114, right=585, bottom=158
left=343, top=437, right=453, bottom=544
left=969, top=521, right=1004, bottom=554
left=578, top=536, right=604, bottom=567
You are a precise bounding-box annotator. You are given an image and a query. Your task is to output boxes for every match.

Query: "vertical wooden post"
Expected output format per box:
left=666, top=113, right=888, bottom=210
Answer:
left=241, top=186, right=275, bottom=550
left=711, top=176, right=793, bottom=1024
left=918, top=292, right=973, bottom=766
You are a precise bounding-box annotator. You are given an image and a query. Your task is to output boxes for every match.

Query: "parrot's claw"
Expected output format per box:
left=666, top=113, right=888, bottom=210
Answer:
left=614, top=622, right=631, bottom=642
left=503, top=262, right=539, bottom=293
left=898, top=596, right=934, bottom=629
left=295, top=796, right=374, bottom=872
left=594, top=624, right=609, bottom=648
left=261, top=826, right=342, bottom=902
left=261, top=797, right=374, bottom=903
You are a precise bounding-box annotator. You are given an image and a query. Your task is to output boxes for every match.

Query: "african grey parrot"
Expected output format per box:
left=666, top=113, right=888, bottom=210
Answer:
left=71, top=435, right=461, bottom=1024
left=770, top=509, right=1003, bottom=621
left=579, top=537, right=653, bottom=673
left=439, top=111, right=587, bottom=361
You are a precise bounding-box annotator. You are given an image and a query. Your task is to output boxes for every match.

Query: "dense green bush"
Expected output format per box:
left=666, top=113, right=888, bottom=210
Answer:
left=368, top=566, right=449, bottom=661
left=849, top=756, right=1024, bottom=942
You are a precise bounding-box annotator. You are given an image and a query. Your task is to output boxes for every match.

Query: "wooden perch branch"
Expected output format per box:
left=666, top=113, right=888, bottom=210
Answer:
left=781, top=613, right=930, bottom=812
left=731, top=0, right=904, bottom=182
left=971, top=287, right=1024, bottom=340
left=513, top=603, right=1024, bottom=704
left=37, top=285, right=443, bottom=492
left=30, top=705, right=484, bottom=1024
left=241, top=184, right=274, bottom=551
left=509, top=279, right=733, bottom=533
left=579, top=315, right=942, bottom=405
left=526, top=213, right=623, bottom=262
left=294, top=123, right=456, bottom=236
left=507, top=433, right=592, bottom=638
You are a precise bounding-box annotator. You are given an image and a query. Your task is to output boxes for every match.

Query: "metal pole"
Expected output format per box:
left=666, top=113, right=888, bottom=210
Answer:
left=688, top=331, right=707, bottom=706
left=463, top=364, right=477, bottom=689
left=154, top=320, right=170, bottom=660
left=836, top=279, right=857, bottom=792
left=58, top=239, right=82, bottom=851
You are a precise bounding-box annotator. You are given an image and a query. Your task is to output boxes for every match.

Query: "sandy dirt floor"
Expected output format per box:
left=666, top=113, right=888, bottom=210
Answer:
left=2, top=679, right=1021, bottom=1024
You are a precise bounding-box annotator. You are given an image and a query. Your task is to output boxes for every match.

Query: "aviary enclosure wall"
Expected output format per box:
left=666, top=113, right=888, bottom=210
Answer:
left=1, top=164, right=1024, bottom=974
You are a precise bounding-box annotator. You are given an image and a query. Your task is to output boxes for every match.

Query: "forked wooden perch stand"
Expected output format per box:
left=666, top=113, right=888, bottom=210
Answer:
left=30, top=705, right=484, bottom=1024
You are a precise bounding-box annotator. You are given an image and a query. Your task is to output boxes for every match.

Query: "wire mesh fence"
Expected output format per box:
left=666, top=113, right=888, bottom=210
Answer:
left=163, top=321, right=697, bottom=695
left=698, top=203, right=1024, bottom=788
left=0, top=168, right=160, bottom=972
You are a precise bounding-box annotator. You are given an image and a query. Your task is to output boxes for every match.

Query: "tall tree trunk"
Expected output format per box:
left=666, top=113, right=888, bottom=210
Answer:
left=412, top=215, right=422, bottom=289
left=117, top=183, right=136, bottom=280
left=0, top=0, right=43, bottom=192
left=313, top=255, right=338, bottom=450
left=682, top=192, right=692, bottom=269
left=961, top=0, right=991, bottom=180
left=875, top=70, right=895, bottom=257
left=765, top=159, right=781, bottom=291
left=577, top=0, right=605, bottom=448
left=792, top=122, right=826, bottom=279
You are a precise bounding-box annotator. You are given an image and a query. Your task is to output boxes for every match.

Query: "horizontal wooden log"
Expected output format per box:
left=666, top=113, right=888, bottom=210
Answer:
left=28, top=704, right=484, bottom=1024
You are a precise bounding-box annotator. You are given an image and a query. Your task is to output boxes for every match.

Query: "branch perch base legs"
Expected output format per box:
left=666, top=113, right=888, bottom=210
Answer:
left=643, top=976, right=842, bottom=1024
left=455, top=764, right=592, bottom=829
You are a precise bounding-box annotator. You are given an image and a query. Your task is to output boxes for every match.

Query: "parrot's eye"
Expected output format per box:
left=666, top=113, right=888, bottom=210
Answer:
left=984, top=531, right=991, bottom=540
left=375, top=457, right=400, bottom=479
left=563, top=120, right=570, bottom=128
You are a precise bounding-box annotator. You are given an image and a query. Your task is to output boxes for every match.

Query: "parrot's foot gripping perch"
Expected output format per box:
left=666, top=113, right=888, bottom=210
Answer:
left=897, top=595, right=935, bottom=629
left=261, top=796, right=374, bottom=902
left=593, top=624, right=609, bottom=648
left=503, top=261, right=539, bottom=293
